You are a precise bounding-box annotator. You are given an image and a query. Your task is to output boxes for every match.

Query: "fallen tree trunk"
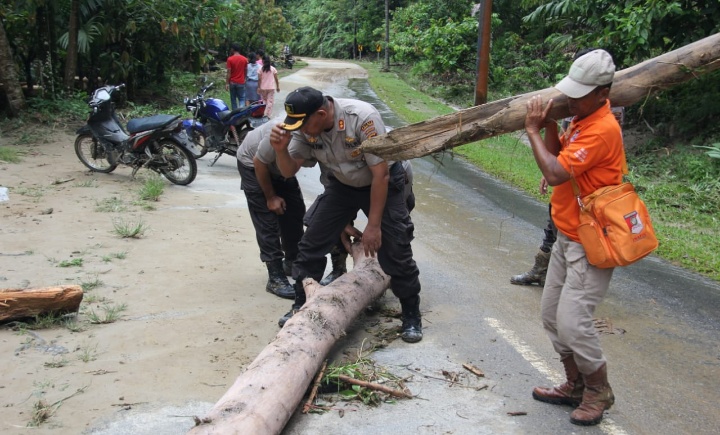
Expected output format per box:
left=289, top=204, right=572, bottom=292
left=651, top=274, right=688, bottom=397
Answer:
left=0, top=285, right=84, bottom=322
left=189, top=243, right=391, bottom=435
left=360, top=33, right=720, bottom=161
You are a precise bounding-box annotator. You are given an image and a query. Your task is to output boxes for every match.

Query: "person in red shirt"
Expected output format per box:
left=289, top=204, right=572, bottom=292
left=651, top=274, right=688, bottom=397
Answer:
left=524, top=49, right=624, bottom=426
left=225, top=44, right=248, bottom=110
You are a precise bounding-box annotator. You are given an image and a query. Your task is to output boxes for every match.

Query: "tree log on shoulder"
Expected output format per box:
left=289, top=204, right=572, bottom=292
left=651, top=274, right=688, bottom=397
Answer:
left=189, top=243, right=391, bottom=435
left=360, top=33, right=720, bottom=161
left=0, top=285, right=83, bottom=322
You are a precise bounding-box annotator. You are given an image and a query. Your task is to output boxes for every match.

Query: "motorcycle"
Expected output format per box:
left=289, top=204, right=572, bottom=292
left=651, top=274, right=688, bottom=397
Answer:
left=283, top=53, right=295, bottom=69
left=182, top=81, right=269, bottom=166
left=74, top=84, right=197, bottom=185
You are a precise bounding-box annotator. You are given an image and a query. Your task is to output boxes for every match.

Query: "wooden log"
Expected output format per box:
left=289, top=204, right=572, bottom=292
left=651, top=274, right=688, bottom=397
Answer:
left=0, top=285, right=84, bottom=322
left=360, top=33, right=720, bottom=161
left=189, top=243, right=391, bottom=435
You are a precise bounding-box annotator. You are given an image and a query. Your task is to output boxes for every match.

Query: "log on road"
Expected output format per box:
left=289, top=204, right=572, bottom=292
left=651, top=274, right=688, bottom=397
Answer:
left=360, top=33, right=720, bottom=161
left=0, top=285, right=84, bottom=322
left=189, top=243, right=392, bottom=435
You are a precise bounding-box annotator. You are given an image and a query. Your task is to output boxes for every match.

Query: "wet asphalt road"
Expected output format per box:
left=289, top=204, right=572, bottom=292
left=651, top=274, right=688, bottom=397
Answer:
left=95, top=60, right=719, bottom=435
left=274, top=60, right=720, bottom=435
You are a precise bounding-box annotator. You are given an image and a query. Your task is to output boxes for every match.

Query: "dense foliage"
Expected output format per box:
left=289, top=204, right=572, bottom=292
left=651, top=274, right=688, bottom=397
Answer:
left=0, top=0, right=292, bottom=99
left=1, top=0, right=719, bottom=142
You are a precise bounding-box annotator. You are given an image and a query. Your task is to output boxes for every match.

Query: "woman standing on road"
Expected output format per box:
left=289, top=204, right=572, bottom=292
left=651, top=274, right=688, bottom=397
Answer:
left=258, top=55, right=280, bottom=117
left=246, top=52, right=261, bottom=104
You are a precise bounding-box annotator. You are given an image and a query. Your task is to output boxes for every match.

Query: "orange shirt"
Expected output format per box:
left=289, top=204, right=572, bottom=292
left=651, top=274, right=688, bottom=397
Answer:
left=227, top=54, right=248, bottom=84
left=551, top=100, right=625, bottom=242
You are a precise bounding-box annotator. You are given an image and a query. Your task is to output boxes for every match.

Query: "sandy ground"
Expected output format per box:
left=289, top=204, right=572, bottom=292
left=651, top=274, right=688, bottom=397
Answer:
left=0, top=65, right=375, bottom=434
left=0, top=130, right=291, bottom=432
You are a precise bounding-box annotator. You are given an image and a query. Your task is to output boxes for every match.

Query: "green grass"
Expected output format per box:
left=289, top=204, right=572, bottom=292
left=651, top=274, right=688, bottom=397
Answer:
left=112, top=218, right=148, bottom=238
left=359, top=61, right=720, bottom=282
left=95, top=196, right=127, bottom=213
left=0, top=146, right=21, bottom=162
left=80, top=276, right=103, bottom=291
left=362, top=62, right=454, bottom=124
left=86, top=303, right=127, bottom=324
left=58, top=258, right=83, bottom=268
left=138, top=175, right=165, bottom=201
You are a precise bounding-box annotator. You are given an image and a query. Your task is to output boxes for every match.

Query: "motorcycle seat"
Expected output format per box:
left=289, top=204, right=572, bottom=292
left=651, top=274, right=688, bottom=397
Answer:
left=127, top=114, right=180, bottom=134
left=218, top=106, right=250, bottom=123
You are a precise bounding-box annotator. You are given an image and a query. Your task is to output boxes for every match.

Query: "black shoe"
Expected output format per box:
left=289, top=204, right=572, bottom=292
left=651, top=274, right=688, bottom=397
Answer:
left=266, top=280, right=295, bottom=299
left=278, top=305, right=301, bottom=327
left=400, top=295, right=423, bottom=343
left=266, top=260, right=295, bottom=299
left=400, top=316, right=423, bottom=343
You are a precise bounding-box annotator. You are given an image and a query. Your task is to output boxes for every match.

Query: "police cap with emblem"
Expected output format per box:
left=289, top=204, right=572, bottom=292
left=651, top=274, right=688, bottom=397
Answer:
left=281, top=87, right=325, bottom=131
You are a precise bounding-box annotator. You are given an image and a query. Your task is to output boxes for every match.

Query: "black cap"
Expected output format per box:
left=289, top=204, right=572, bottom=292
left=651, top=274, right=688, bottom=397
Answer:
left=281, top=87, right=324, bottom=131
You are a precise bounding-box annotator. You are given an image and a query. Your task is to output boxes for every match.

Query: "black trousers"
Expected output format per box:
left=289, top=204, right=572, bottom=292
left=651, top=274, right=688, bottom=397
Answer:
left=294, top=163, right=420, bottom=300
left=541, top=204, right=558, bottom=253
left=237, top=161, right=306, bottom=263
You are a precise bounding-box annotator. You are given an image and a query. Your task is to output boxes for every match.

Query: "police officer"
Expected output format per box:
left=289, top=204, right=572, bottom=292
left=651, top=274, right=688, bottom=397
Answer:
left=237, top=120, right=306, bottom=299
left=269, top=86, right=423, bottom=343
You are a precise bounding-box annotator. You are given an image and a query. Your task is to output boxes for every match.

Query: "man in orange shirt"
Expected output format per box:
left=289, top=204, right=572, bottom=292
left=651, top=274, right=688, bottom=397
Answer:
left=524, top=49, right=624, bottom=426
left=225, top=44, right=248, bottom=110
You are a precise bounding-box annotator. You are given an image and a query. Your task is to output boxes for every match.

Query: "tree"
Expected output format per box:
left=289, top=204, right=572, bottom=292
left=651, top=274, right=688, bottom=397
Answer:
left=0, top=19, right=26, bottom=116
left=63, top=0, right=79, bottom=90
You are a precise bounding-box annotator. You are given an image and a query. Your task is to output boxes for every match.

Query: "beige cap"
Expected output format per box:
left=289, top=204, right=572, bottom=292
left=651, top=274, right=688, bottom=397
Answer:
left=555, top=49, right=615, bottom=98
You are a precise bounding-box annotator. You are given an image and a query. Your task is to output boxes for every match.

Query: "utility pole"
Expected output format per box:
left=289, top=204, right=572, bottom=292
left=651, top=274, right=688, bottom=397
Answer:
left=474, top=0, right=492, bottom=105
left=353, top=0, right=358, bottom=60
left=383, top=0, right=390, bottom=71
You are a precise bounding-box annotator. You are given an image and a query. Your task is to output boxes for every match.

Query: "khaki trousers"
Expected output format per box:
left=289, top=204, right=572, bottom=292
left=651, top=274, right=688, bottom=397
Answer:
left=541, top=232, right=615, bottom=374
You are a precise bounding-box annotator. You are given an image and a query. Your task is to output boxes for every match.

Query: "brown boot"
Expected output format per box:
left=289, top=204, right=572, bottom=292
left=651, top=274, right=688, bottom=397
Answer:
left=570, top=363, right=615, bottom=426
left=510, top=250, right=551, bottom=286
left=532, top=355, right=584, bottom=406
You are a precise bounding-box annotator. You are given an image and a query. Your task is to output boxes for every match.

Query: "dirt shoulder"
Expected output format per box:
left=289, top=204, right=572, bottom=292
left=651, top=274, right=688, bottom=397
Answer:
left=0, top=127, right=293, bottom=432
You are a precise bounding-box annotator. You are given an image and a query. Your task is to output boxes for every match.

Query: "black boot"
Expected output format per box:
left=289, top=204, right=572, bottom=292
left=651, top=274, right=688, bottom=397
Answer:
left=278, top=281, right=306, bottom=327
left=510, top=250, right=551, bottom=286
left=320, top=248, right=348, bottom=285
left=266, top=260, right=294, bottom=299
left=399, top=296, right=423, bottom=343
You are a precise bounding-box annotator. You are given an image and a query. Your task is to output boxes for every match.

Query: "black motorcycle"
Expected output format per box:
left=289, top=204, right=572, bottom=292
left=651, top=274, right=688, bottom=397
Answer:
left=75, top=84, right=197, bottom=185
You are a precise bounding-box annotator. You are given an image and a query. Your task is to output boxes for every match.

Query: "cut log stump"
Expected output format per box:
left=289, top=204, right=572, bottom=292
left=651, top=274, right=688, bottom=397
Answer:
left=0, top=285, right=84, bottom=323
left=189, top=243, right=392, bottom=435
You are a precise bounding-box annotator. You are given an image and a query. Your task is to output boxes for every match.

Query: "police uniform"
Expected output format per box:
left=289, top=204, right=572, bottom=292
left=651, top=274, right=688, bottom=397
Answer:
left=288, top=97, right=420, bottom=302
left=237, top=121, right=305, bottom=266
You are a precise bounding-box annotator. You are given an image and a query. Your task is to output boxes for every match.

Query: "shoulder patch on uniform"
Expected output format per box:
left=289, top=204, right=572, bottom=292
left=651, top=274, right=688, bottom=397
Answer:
left=361, top=120, right=377, bottom=138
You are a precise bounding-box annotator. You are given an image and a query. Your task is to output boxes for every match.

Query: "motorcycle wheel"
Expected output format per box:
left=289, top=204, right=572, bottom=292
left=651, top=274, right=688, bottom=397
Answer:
left=74, top=134, right=118, bottom=173
left=155, top=139, right=198, bottom=185
left=189, top=130, right=208, bottom=159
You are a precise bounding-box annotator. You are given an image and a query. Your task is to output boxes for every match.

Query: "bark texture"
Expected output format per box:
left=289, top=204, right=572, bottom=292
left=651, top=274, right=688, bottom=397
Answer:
left=189, top=243, right=391, bottom=435
left=0, top=285, right=83, bottom=322
left=360, top=33, right=720, bottom=161
left=0, top=19, right=26, bottom=117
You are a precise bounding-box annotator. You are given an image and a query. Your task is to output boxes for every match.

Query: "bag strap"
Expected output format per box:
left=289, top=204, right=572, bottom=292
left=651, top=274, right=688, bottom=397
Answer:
left=569, top=151, right=629, bottom=211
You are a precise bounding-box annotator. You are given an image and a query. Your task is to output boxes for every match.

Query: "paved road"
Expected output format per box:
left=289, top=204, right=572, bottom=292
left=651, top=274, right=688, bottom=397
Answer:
left=277, top=59, right=720, bottom=435
left=91, top=59, right=719, bottom=435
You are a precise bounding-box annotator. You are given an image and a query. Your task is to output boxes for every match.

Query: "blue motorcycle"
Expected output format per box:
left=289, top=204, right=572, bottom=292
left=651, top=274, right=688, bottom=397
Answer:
left=182, top=81, right=269, bottom=166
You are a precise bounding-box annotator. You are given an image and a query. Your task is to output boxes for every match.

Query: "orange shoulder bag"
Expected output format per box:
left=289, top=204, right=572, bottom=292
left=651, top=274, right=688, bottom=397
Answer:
left=571, top=161, right=658, bottom=268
